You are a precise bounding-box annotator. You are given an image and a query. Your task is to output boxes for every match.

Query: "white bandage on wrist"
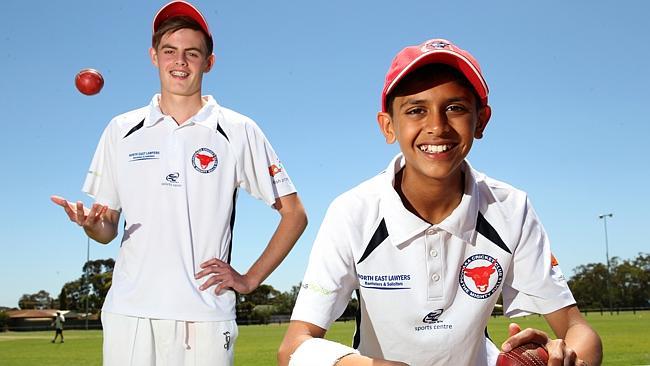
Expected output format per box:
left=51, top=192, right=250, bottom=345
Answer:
left=288, top=338, right=360, bottom=366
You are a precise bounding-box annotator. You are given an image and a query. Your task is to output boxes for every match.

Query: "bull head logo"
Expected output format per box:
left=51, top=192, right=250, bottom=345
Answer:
left=463, top=259, right=496, bottom=293
left=195, top=153, right=216, bottom=169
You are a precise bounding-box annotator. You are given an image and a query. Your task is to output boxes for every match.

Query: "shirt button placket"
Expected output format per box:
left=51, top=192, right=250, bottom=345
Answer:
left=426, top=227, right=443, bottom=300
left=169, top=125, right=184, bottom=177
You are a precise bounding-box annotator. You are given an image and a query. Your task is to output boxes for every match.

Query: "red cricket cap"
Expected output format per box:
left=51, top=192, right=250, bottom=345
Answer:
left=153, top=0, right=211, bottom=38
left=381, top=38, right=488, bottom=112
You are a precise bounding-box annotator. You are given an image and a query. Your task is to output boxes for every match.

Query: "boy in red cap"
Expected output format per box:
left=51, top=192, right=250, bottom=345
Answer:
left=51, top=1, right=307, bottom=365
left=278, top=39, right=602, bottom=366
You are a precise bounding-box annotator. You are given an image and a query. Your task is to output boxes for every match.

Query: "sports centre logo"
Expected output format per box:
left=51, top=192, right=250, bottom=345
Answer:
left=192, top=148, right=218, bottom=173
left=459, top=254, right=503, bottom=300
left=422, top=309, right=443, bottom=324
left=161, top=172, right=182, bottom=188
left=415, top=309, right=452, bottom=331
left=166, top=172, right=180, bottom=183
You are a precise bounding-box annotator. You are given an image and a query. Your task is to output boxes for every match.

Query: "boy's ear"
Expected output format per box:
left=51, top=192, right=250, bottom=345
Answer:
left=149, top=47, right=159, bottom=67
left=377, top=112, right=397, bottom=144
left=204, top=54, right=215, bottom=73
left=474, top=105, right=491, bottom=139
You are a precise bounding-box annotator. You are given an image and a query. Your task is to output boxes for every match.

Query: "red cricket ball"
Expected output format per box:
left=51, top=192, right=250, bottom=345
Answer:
left=496, top=343, right=549, bottom=366
left=75, top=68, right=104, bottom=95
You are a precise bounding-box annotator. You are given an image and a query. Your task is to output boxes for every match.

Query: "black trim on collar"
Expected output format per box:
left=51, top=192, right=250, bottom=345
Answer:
left=476, top=212, right=511, bottom=254
left=357, top=219, right=388, bottom=264
left=123, top=119, right=145, bottom=139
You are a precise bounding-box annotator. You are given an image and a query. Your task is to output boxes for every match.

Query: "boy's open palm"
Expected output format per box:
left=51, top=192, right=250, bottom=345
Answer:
left=51, top=195, right=107, bottom=229
left=50, top=195, right=119, bottom=244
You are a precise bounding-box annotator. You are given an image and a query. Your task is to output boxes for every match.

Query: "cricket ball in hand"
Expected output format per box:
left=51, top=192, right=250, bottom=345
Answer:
left=75, top=68, right=104, bottom=95
left=496, top=343, right=549, bottom=366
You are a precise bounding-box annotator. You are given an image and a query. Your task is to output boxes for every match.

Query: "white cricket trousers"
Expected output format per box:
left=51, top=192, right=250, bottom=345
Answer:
left=102, top=312, right=238, bottom=366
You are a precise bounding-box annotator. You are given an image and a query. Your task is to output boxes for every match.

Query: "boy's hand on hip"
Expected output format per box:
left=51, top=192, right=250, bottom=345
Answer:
left=196, top=258, right=258, bottom=295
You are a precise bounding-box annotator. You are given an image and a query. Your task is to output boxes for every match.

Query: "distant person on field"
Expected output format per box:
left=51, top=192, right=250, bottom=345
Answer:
left=51, top=1, right=307, bottom=365
left=51, top=311, right=64, bottom=343
left=278, top=38, right=602, bottom=366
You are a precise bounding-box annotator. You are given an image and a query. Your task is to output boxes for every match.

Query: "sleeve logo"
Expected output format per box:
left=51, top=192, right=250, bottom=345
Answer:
left=268, top=163, right=283, bottom=177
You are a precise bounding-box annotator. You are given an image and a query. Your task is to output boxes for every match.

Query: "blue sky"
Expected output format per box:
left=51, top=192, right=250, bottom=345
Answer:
left=1, top=0, right=648, bottom=308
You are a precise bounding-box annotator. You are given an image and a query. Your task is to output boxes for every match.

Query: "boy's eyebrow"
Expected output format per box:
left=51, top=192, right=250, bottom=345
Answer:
left=446, top=96, right=472, bottom=103
left=398, top=96, right=472, bottom=109
left=160, top=44, right=205, bottom=54
left=398, top=98, right=428, bottom=109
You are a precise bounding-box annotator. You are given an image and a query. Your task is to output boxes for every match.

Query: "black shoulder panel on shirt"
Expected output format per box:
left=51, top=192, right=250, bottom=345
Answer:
left=353, top=289, right=362, bottom=349
left=357, top=219, right=388, bottom=264
left=216, top=124, right=229, bottom=142
left=476, top=212, right=511, bottom=254
left=226, top=188, right=238, bottom=264
left=123, top=119, right=145, bottom=139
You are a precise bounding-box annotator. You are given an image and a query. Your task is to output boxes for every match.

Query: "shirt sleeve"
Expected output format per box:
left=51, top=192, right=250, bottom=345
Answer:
left=291, top=197, right=359, bottom=330
left=82, top=122, right=121, bottom=211
left=238, top=119, right=296, bottom=206
left=501, top=198, right=575, bottom=317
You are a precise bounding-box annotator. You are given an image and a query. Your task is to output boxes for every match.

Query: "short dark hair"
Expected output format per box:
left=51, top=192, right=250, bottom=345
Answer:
left=152, top=16, right=213, bottom=56
left=385, top=64, right=480, bottom=115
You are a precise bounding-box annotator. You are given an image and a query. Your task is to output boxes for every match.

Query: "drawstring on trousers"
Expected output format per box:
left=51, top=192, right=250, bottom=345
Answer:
left=184, top=321, right=191, bottom=350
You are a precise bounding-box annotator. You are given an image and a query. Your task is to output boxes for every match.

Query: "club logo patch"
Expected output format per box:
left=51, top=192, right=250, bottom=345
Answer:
left=551, top=253, right=559, bottom=267
left=192, top=148, right=218, bottom=173
left=422, top=40, right=449, bottom=52
left=459, top=254, right=503, bottom=300
left=269, top=163, right=283, bottom=177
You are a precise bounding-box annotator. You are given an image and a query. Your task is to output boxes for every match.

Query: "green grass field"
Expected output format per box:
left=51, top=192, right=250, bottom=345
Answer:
left=1, top=311, right=648, bottom=365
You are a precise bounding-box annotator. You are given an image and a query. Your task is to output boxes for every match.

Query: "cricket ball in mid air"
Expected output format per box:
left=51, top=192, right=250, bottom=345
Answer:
left=75, top=68, right=104, bottom=95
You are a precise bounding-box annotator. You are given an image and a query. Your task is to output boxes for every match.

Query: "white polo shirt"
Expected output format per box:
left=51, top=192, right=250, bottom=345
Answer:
left=83, top=95, right=296, bottom=322
left=291, top=153, right=574, bottom=366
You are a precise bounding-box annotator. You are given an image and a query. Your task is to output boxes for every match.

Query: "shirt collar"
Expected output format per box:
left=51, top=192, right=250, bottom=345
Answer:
left=379, top=153, right=482, bottom=247
left=144, top=94, right=221, bottom=131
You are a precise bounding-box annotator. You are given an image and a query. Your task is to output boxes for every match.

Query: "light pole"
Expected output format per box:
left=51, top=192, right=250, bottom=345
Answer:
left=85, top=236, right=90, bottom=330
left=598, top=213, right=613, bottom=314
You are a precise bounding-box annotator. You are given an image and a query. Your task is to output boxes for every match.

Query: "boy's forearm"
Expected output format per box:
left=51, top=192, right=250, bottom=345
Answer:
left=564, top=323, right=602, bottom=366
left=245, top=196, right=307, bottom=286
left=545, top=305, right=603, bottom=366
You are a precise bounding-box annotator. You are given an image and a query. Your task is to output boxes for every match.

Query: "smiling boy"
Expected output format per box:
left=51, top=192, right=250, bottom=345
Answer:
left=51, top=1, right=307, bottom=365
left=278, top=39, right=601, bottom=366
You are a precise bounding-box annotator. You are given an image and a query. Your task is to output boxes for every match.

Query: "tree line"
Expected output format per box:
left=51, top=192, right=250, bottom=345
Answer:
left=568, top=253, right=649, bottom=310
left=11, top=252, right=649, bottom=317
